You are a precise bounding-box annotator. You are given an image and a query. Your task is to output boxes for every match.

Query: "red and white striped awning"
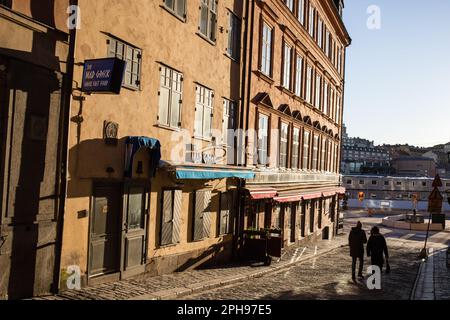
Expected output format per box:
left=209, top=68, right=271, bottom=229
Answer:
left=274, top=187, right=345, bottom=203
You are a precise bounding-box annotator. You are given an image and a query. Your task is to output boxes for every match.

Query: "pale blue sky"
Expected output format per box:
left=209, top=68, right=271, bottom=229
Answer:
left=343, top=0, right=450, bottom=147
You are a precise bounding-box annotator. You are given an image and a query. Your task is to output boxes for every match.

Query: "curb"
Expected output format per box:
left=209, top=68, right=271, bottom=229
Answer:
left=129, top=243, right=348, bottom=300
left=410, top=259, right=425, bottom=300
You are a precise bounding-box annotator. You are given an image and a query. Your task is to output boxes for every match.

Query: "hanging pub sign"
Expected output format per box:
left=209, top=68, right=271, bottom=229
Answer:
left=81, top=58, right=126, bottom=94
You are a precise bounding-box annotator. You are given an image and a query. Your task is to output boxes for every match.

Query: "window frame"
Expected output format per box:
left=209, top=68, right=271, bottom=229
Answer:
left=291, top=127, right=301, bottom=170
left=282, top=41, right=293, bottom=90
left=199, top=0, right=218, bottom=43
left=312, top=134, right=320, bottom=171
left=163, top=0, right=187, bottom=21
left=194, top=84, right=214, bottom=140
left=108, top=36, right=142, bottom=91
left=227, top=10, right=241, bottom=61
left=257, top=112, right=270, bottom=166
left=295, top=54, right=304, bottom=97
left=279, top=121, right=290, bottom=169
left=302, top=129, right=311, bottom=170
left=157, top=65, right=183, bottom=129
left=260, top=20, right=274, bottom=77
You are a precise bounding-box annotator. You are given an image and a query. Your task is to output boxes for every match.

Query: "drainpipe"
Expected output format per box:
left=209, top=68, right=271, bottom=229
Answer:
left=52, top=0, right=78, bottom=294
left=244, top=0, right=256, bottom=168
left=233, top=0, right=255, bottom=260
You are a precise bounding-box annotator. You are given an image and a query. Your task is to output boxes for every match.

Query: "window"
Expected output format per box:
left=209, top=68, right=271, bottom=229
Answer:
left=298, top=0, right=305, bottom=25
left=320, top=138, right=326, bottom=171
left=279, top=122, right=289, bottom=168
left=257, top=114, right=269, bottom=166
left=336, top=94, right=341, bottom=124
left=325, top=29, right=330, bottom=57
left=227, top=12, right=241, bottom=60
left=270, top=205, right=280, bottom=229
left=158, top=65, right=183, bottom=128
left=359, top=180, right=365, bottom=185
left=306, top=65, right=313, bottom=104
left=193, top=190, right=212, bottom=241
left=284, top=0, right=294, bottom=12
left=315, top=74, right=321, bottom=109
left=194, top=85, right=214, bottom=139
left=329, top=142, right=335, bottom=172
left=164, top=0, right=186, bottom=19
left=323, top=81, right=328, bottom=115
left=292, top=128, right=300, bottom=170
left=108, top=37, right=142, bottom=90
left=308, top=5, right=315, bottom=38
left=160, top=190, right=182, bottom=246
left=199, top=0, right=217, bottom=42
left=346, top=180, right=352, bottom=185
left=422, top=182, right=427, bottom=187
left=337, top=48, right=342, bottom=73
left=372, top=180, right=378, bottom=185
left=295, top=55, right=303, bottom=97
left=396, top=181, right=402, bottom=186
left=283, top=43, right=292, bottom=90
left=317, top=18, right=323, bottom=48
left=330, top=88, right=335, bottom=118
left=261, top=22, right=273, bottom=76
left=312, top=135, right=319, bottom=170
left=222, top=99, right=237, bottom=164
left=219, top=191, right=235, bottom=235
left=303, top=130, right=310, bottom=170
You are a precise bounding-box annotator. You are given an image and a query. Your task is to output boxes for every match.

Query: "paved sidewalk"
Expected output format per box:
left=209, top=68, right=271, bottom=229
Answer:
left=411, top=247, right=450, bottom=300
left=33, top=235, right=348, bottom=300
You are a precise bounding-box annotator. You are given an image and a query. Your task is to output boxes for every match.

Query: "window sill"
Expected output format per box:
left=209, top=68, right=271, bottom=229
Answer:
left=224, top=52, right=239, bottom=63
left=253, top=70, right=275, bottom=85
left=122, top=84, right=140, bottom=92
left=277, top=86, right=295, bottom=97
left=154, top=124, right=181, bottom=132
left=196, top=32, right=216, bottom=46
left=293, top=95, right=305, bottom=103
left=159, top=5, right=186, bottom=23
left=158, top=243, right=178, bottom=249
left=193, top=136, right=213, bottom=143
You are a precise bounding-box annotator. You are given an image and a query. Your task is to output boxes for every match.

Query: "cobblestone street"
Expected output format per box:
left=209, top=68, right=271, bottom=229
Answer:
left=30, top=212, right=449, bottom=301
left=180, top=241, right=421, bottom=300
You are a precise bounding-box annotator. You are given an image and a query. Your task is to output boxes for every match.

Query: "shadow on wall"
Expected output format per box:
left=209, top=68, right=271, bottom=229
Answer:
left=175, top=241, right=233, bottom=273
left=66, top=138, right=124, bottom=199
left=1, top=0, right=67, bottom=300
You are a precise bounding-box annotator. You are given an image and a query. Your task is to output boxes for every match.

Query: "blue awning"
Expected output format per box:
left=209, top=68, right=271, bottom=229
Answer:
left=124, top=136, right=161, bottom=178
left=174, top=167, right=255, bottom=180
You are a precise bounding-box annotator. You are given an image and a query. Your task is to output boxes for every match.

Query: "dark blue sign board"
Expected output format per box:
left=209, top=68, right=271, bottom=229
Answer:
left=81, top=58, right=126, bottom=94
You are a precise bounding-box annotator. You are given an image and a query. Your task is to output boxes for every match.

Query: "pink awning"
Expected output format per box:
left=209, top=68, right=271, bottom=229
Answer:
left=274, top=187, right=344, bottom=203
left=336, top=187, right=346, bottom=194
left=274, top=194, right=303, bottom=203
left=248, top=188, right=277, bottom=200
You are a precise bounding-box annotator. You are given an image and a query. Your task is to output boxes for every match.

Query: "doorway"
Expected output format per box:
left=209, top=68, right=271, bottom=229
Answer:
left=89, top=183, right=122, bottom=278
left=290, top=203, right=296, bottom=243
left=121, top=182, right=149, bottom=278
left=318, top=199, right=323, bottom=229
left=309, top=200, right=315, bottom=233
left=300, top=202, right=306, bottom=238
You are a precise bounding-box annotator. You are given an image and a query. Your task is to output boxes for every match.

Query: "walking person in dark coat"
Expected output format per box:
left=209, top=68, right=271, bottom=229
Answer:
left=367, top=226, right=389, bottom=272
left=349, top=221, right=367, bottom=281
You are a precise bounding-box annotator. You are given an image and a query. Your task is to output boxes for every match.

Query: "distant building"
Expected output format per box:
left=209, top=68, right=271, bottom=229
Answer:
left=341, top=125, right=392, bottom=174
left=392, top=157, right=436, bottom=178
left=343, top=174, right=450, bottom=209
left=422, top=151, right=438, bottom=162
